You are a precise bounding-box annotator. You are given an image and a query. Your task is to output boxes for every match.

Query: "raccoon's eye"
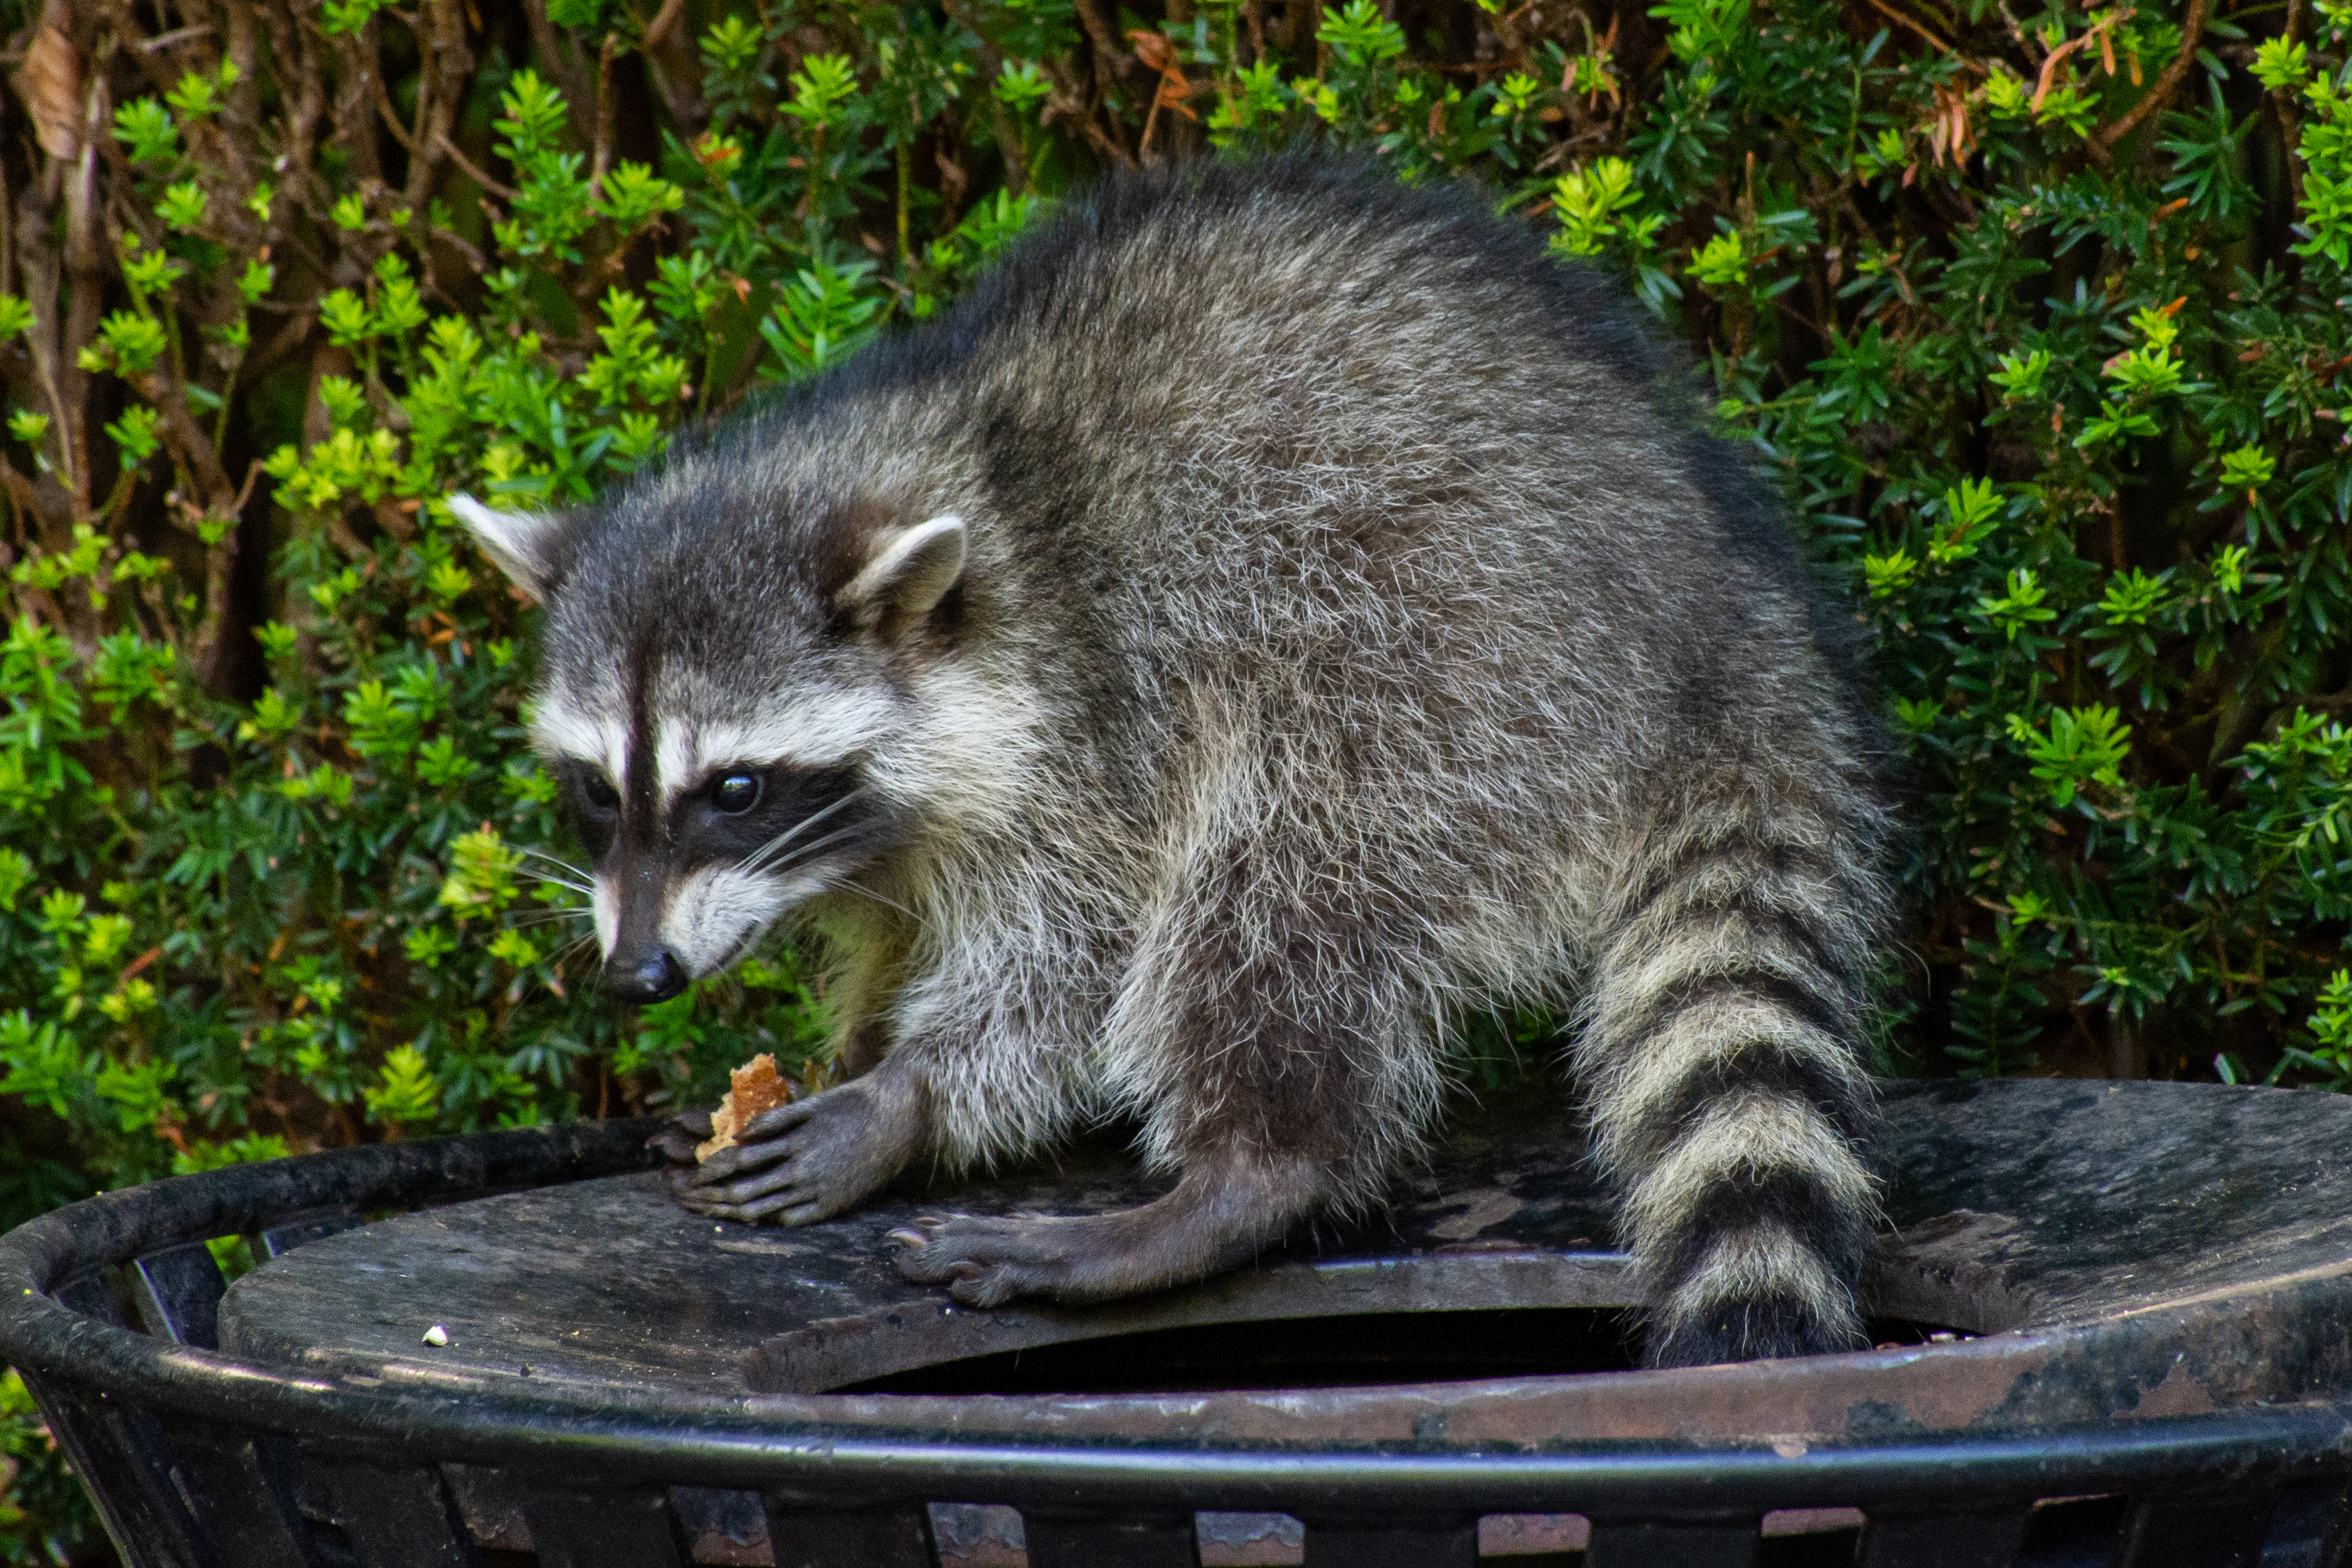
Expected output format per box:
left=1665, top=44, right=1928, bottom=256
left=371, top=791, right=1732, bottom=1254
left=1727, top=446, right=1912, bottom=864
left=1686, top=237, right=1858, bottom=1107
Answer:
left=581, top=773, right=620, bottom=813
left=711, top=771, right=762, bottom=814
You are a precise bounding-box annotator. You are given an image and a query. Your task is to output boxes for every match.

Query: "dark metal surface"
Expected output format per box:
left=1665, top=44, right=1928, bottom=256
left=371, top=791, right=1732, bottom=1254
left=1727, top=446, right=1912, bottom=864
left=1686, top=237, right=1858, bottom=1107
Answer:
left=1, top=1082, right=2350, bottom=1566
left=211, top=1078, right=2352, bottom=1445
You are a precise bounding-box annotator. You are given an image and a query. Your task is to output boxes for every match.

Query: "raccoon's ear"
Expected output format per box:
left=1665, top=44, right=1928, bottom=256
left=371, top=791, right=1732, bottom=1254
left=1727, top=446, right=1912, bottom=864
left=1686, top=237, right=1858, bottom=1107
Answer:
left=838, top=513, right=966, bottom=640
left=451, top=495, right=573, bottom=602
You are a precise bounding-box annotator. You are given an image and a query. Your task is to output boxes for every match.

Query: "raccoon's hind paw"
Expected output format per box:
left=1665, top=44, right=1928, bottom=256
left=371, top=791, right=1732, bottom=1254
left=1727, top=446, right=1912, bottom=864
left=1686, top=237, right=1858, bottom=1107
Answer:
left=672, top=1078, right=915, bottom=1226
left=888, top=1214, right=1073, bottom=1309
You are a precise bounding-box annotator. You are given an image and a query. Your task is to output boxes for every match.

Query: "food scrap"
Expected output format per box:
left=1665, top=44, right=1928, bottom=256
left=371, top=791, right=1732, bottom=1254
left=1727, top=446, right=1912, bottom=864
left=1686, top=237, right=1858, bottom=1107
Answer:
left=695, top=1053, right=792, bottom=1162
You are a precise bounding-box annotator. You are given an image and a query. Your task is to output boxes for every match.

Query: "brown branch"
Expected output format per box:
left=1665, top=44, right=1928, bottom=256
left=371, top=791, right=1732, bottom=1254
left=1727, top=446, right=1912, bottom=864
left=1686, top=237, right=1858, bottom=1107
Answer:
left=1861, top=0, right=1958, bottom=58
left=626, top=0, right=707, bottom=131
left=403, top=0, right=473, bottom=220
left=190, top=523, right=242, bottom=689
left=591, top=30, right=619, bottom=198
left=941, top=0, right=1032, bottom=193
left=258, top=1, right=327, bottom=227
left=62, top=37, right=109, bottom=517
left=520, top=0, right=599, bottom=147
left=0, top=462, right=42, bottom=546
left=106, top=0, right=196, bottom=96
left=641, top=0, right=686, bottom=49
left=137, top=22, right=216, bottom=52
left=2032, top=20, right=2110, bottom=111
left=129, top=368, right=234, bottom=504
left=1072, top=0, right=1137, bottom=83
left=2097, top=0, right=2207, bottom=152
left=433, top=128, right=518, bottom=200
left=374, top=71, right=416, bottom=150
left=426, top=222, right=489, bottom=280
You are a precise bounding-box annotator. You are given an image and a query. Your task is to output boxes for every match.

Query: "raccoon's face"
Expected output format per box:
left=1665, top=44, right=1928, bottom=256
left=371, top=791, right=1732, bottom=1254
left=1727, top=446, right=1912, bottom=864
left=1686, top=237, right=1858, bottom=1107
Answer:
left=450, top=492, right=968, bottom=1002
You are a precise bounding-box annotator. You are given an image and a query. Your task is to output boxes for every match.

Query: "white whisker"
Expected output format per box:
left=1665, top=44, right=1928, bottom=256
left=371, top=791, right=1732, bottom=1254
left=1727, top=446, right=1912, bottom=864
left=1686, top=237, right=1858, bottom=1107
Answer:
left=519, top=847, right=592, bottom=881
left=819, top=874, right=930, bottom=932
left=550, top=931, right=600, bottom=970
left=747, top=822, right=867, bottom=879
left=509, top=908, right=594, bottom=929
left=739, top=787, right=867, bottom=875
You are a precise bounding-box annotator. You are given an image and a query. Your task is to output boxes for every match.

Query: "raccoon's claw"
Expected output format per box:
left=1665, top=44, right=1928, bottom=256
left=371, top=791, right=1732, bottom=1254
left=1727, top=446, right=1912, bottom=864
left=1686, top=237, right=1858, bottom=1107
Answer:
left=696, top=1192, right=827, bottom=1225
left=890, top=1214, right=1084, bottom=1309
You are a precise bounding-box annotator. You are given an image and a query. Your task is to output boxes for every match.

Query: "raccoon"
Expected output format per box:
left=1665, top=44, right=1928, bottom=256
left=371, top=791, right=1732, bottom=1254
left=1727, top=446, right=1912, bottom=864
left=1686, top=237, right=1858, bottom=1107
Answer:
left=452, top=152, right=1898, bottom=1368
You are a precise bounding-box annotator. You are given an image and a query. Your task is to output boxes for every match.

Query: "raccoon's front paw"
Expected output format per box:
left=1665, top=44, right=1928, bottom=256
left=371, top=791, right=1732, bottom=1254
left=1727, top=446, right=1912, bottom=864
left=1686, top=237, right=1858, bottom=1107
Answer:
left=887, top=1214, right=1091, bottom=1309
left=672, top=1081, right=908, bottom=1226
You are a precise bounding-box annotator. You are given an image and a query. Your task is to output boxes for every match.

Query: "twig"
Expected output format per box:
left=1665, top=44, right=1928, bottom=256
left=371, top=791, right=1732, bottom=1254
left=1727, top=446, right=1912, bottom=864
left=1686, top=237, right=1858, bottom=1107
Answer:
left=2096, top=0, right=2209, bottom=152
left=520, top=0, right=599, bottom=147
left=1073, top=0, right=1136, bottom=82
left=136, top=22, right=214, bottom=52
left=1862, top=0, right=1960, bottom=58
left=374, top=72, right=416, bottom=150
left=641, top=0, right=687, bottom=49
left=592, top=31, right=618, bottom=198
left=2033, top=13, right=2127, bottom=112
left=212, top=460, right=259, bottom=525
left=427, top=222, right=489, bottom=277
left=434, top=129, right=518, bottom=200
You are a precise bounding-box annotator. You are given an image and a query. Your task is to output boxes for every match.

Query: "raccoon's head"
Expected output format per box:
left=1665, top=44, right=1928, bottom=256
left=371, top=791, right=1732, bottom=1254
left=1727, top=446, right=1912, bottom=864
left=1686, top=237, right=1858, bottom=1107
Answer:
left=451, top=488, right=973, bottom=1003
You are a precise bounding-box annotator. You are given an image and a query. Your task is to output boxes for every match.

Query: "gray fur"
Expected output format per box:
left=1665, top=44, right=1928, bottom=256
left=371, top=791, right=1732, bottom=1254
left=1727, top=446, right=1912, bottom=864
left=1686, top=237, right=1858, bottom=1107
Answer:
left=459, top=153, right=1898, bottom=1368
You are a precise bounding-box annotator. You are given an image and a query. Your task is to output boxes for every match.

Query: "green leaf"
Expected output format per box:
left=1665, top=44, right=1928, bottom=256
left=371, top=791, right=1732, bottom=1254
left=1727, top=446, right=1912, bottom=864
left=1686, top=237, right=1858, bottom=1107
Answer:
left=364, top=1046, right=442, bottom=1126
left=112, top=99, right=179, bottom=167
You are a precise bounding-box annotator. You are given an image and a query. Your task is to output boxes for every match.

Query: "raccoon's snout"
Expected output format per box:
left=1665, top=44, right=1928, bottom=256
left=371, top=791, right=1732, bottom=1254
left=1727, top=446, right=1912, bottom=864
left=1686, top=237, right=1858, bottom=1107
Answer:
left=607, top=947, right=687, bottom=1004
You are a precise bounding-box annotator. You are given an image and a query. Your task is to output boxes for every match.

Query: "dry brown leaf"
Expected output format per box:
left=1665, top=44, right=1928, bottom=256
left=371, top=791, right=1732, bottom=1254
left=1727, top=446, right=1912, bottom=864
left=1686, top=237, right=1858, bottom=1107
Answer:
left=18, top=26, right=81, bottom=162
left=1126, top=29, right=1176, bottom=72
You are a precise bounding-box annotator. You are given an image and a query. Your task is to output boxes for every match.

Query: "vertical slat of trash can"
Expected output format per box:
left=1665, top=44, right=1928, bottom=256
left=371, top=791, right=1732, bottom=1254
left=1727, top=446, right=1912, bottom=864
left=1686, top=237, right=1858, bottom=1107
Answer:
left=15, top=1367, right=216, bottom=1568
left=2321, top=1481, right=2352, bottom=1568
left=25, top=1272, right=218, bottom=1568
left=1855, top=1506, right=2031, bottom=1568
left=131, top=1240, right=230, bottom=1348
left=249, top=1208, right=366, bottom=1260
left=2262, top=1474, right=2351, bottom=1568
left=147, top=1418, right=314, bottom=1568
left=120, top=1249, right=300, bottom=1562
left=1298, top=1512, right=1478, bottom=1567
left=1585, top=1519, right=1759, bottom=1568
left=1021, top=1509, right=1199, bottom=1568
left=2113, top=1490, right=2275, bottom=1568
left=521, top=1489, right=691, bottom=1568
left=310, top=1456, right=483, bottom=1568
left=763, top=1496, right=939, bottom=1568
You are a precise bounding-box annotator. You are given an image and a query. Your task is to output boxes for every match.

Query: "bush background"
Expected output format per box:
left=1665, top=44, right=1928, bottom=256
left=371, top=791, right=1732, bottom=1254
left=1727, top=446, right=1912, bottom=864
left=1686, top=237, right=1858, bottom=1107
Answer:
left=3, top=0, right=2351, bottom=1553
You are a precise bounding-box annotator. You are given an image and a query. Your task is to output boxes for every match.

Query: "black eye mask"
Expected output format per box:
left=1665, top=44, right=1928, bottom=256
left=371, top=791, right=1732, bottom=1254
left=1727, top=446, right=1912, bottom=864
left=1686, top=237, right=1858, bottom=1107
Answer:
left=561, top=760, right=622, bottom=860
left=673, top=764, right=868, bottom=874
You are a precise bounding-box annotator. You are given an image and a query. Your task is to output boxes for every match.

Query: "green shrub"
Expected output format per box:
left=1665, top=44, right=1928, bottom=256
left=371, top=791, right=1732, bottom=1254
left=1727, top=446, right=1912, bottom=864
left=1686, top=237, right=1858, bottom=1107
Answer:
left=3, top=0, right=2352, bottom=1551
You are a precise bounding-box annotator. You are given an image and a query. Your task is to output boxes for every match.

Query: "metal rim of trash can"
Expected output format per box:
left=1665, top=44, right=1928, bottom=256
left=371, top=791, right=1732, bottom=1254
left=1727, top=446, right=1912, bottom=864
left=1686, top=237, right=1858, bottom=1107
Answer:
left=1, top=1115, right=2348, bottom=1553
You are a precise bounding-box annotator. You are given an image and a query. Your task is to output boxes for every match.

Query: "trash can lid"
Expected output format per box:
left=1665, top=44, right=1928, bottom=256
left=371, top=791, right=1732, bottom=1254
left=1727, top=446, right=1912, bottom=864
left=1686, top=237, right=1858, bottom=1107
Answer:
left=216, top=1078, right=2352, bottom=1448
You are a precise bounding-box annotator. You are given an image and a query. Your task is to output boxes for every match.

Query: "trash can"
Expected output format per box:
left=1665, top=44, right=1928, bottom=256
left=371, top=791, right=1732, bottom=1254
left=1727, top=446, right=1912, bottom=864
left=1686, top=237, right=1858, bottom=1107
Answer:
left=3, top=1078, right=2349, bottom=1567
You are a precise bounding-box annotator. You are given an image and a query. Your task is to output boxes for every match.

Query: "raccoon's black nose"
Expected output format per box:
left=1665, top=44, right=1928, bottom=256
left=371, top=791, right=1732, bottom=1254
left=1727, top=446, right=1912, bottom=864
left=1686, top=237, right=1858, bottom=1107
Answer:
left=609, top=950, right=687, bottom=1004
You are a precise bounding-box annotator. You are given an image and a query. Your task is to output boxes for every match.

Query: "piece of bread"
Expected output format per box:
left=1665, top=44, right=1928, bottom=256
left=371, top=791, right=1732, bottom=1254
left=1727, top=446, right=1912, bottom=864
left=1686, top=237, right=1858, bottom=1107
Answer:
left=695, top=1053, right=792, bottom=1162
